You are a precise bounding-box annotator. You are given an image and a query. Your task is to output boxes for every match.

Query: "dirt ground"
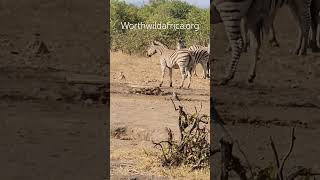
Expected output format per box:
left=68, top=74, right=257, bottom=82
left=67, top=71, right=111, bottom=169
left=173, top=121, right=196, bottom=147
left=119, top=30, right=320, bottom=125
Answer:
left=0, top=1, right=107, bottom=179
left=110, top=52, right=210, bottom=179
left=212, top=6, right=320, bottom=179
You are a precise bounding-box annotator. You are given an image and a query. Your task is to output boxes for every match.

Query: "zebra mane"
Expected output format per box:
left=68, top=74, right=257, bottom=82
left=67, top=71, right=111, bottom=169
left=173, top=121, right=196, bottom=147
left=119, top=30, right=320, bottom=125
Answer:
left=153, top=40, right=168, bottom=49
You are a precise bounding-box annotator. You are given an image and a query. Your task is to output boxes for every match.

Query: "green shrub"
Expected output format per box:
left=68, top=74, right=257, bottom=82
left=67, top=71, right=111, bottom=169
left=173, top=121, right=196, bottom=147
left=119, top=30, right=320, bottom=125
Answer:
left=110, top=0, right=209, bottom=54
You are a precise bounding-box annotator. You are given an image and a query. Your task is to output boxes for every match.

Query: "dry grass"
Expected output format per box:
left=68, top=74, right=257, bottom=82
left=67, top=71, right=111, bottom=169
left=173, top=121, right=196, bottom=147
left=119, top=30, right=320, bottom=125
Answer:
left=110, top=146, right=209, bottom=179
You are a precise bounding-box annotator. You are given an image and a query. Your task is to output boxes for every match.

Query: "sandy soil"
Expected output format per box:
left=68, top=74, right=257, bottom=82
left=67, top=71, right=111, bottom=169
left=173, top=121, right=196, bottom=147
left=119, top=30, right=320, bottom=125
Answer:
left=212, top=6, right=320, bottom=179
left=0, top=1, right=107, bottom=179
left=110, top=52, right=210, bottom=179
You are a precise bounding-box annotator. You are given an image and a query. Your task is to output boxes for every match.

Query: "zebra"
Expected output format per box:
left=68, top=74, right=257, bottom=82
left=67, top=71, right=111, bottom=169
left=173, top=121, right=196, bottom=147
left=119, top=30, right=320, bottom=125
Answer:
left=176, top=40, right=211, bottom=78
left=225, top=19, right=251, bottom=52
left=188, top=44, right=211, bottom=79
left=146, top=41, right=194, bottom=88
left=212, top=0, right=311, bottom=85
left=267, top=0, right=320, bottom=52
left=308, top=0, right=320, bottom=51
left=176, top=39, right=186, bottom=50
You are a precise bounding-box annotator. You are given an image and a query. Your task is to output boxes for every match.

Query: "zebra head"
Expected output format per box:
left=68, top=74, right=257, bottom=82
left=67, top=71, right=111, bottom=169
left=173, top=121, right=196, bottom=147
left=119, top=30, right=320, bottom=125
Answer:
left=146, top=41, right=157, bottom=57
left=146, top=41, right=166, bottom=57
left=176, top=38, right=186, bottom=50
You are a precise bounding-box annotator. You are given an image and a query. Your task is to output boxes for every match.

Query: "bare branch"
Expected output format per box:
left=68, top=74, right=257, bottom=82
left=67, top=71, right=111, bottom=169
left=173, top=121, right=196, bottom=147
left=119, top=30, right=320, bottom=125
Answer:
left=270, top=136, right=281, bottom=179
left=279, top=127, right=296, bottom=179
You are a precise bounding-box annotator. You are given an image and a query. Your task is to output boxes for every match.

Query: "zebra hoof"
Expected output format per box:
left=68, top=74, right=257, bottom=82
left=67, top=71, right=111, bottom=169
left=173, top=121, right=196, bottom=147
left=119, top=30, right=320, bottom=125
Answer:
left=291, top=48, right=300, bottom=55
left=298, top=50, right=307, bottom=56
left=159, top=83, right=162, bottom=87
left=269, top=40, right=280, bottom=48
left=247, top=76, right=255, bottom=83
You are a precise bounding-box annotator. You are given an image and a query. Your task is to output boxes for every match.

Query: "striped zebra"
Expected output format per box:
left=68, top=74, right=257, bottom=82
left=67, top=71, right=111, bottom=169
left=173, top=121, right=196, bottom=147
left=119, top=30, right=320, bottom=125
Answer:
left=188, top=44, right=210, bottom=79
left=176, top=39, right=186, bottom=50
left=268, top=0, right=320, bottom=52
left=251, top=0, right=319, bottom=51
left=146, top=41, right=194, bottom=88
left=176, top=40, right=210, bottom=78
left=212, top=0, right=311, bottom=85
left=308, top=0, right=320, bottom=51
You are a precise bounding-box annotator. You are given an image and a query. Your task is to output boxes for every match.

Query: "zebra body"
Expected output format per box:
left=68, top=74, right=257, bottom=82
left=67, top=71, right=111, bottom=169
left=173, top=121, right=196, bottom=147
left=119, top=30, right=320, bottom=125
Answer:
left=212, top=0, right=311, bottom=85
left=188, top=45, right=210, bottom=79
left=147, top=41, right=194, bottom=88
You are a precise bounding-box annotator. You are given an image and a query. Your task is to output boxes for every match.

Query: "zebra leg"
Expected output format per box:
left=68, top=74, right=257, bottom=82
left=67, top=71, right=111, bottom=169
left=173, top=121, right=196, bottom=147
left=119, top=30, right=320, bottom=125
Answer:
left=300, top=5, right=312, bottom=56
left=207, top=61, right=211, bottom=78
left=200, top=61, right=208, bottom=79
left=220, top=30, right=243, bottom=85
left=187, top=69, right=192, bottom=88
left=248, top=27, right=261, bottom=83
left=159, top=63, right=166, bottom=87
left=268, top=9, right=280, bottom=48
left=289, top=5, right=303, bottom=55
left=179, top=66, right=187, bottom=89
left=289, top=0, right=311, bottom=56
left=317, top=23, right=320, bottom=48
left=317, top=12, right=320, bottom=48
left=269, top=23, right=280, bottom=47
left=193, top=65, right=198, bottom=76
left=294, top=29, right=303, bottom=55
left=241, top=18, right=249, bottom=52
left=215, top=0, right=252, bottom=85
left=310, top=18, right=320, bottom=52
left=169, top=68, right=173, bottom=87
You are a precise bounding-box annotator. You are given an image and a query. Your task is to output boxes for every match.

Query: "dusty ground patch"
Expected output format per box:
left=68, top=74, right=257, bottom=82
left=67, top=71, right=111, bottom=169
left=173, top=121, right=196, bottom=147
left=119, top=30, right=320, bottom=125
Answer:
left=110, top=52, right=210, bottom=179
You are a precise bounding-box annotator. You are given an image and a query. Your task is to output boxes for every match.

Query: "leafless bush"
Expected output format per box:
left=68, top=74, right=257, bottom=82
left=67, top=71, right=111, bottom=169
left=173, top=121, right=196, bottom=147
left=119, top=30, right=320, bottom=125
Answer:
left=153, top=100, right=210, bottom=170
left=215, top=118, right=320, bottom=180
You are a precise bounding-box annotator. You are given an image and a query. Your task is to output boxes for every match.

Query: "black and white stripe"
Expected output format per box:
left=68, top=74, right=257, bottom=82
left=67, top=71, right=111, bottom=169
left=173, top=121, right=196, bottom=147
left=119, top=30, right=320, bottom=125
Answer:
left=147, top=41, right=194, bottom=88
left=212, top=0, right=311, bottom=85
left=188, top=44, right=210, bottom=79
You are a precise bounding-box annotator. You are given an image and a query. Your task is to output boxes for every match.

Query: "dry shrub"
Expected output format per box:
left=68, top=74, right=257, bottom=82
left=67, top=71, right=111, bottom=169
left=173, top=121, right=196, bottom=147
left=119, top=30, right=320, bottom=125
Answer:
left=153, top=104, right=210, bottom=170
